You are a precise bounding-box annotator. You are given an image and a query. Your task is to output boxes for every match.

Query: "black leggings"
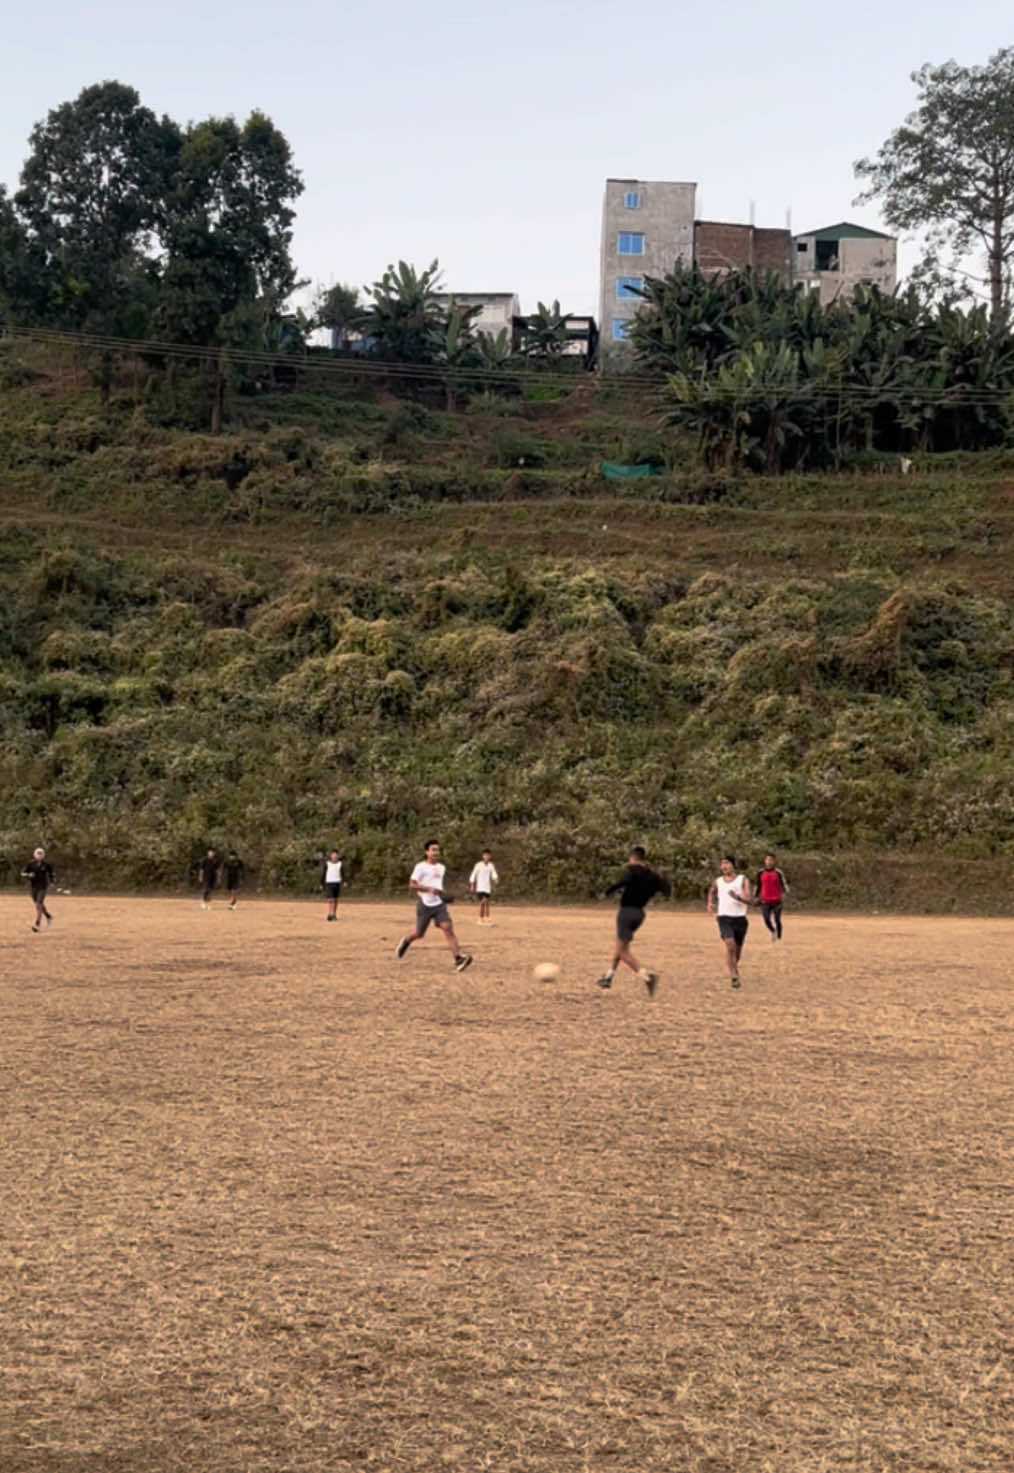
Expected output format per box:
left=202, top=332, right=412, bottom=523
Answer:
left=762, top=902, right=783, bottom=938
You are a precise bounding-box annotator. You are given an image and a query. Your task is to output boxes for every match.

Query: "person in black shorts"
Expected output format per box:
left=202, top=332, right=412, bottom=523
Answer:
left=224, top=850, right=245, bottom=910
left=321, top=849, right=343, bottom=922
left=21, top=847, right=55, bottom=932
left=597, top=845, right=671, bottom=996
left=707, top=856, right=752, bottom=988
left=197, top=849, right=219, bottom=909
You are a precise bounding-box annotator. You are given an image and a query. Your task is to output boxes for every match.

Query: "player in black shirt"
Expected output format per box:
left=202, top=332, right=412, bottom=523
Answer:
left=21, top=847, right=55, bottom=932
left=597, top=846, right=672, bottom=996
left=224, top=851, right=245, bottom=910
left=197, top=849, right=219, bottom=908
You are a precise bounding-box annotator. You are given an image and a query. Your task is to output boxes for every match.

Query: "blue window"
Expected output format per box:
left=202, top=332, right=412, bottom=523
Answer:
left=616, top=276, right=643, bottom=299
left=624, top=191, right=642, bottom=209
left=618, top=232, right=645, bottom=256
left=611, top=318, right=630, bottom=341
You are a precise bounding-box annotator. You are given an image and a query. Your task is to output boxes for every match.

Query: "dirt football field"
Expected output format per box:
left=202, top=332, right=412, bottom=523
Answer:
left=2, top=895, right=1012, bottom=1472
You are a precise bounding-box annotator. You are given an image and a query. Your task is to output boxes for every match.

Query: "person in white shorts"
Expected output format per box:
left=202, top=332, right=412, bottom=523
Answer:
left=321, top=849, right=343, bottom=922
left=469, top=849, right=499, bottom=923
left=707, top=855, right=752, bottom=988
left=396, top=840, right=473, bottom=972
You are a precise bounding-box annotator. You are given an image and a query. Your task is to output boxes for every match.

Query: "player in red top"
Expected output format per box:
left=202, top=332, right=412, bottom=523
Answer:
left=755, top=853, right=789, bottom=940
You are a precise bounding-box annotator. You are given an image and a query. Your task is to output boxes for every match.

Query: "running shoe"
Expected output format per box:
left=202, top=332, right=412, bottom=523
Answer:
left=454, top=953, right=474, bottom=972
left=596, top=973, right=613, bottom=989
left=396, top=938, right=410, bottom=959
left=643, top=971, right=659, bottom=998
left=731, top=976, right=741, bottom=989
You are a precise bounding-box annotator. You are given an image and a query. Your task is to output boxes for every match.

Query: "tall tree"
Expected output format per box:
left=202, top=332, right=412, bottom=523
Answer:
left=13, top=81, right=177, bottom=336
left=855, top=48, right=1014, bottom=327
left=159, top=111, right=303, bottom=348
left=157, top=111, right=303, bottom=428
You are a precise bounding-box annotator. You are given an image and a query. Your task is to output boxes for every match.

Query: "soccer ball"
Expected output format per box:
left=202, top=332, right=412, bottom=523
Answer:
left=533, top=961, right=560, bottom=983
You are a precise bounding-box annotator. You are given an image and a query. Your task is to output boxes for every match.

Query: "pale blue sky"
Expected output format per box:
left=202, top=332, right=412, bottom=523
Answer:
left=3, top=1, right=1010, bottom=313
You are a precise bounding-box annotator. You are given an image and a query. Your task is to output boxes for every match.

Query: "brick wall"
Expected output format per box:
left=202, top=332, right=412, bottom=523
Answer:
left=694, top=222, right=791, bottom=283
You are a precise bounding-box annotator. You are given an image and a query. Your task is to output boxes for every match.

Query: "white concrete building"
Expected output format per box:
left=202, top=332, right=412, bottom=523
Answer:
left=793, top=222, right=897, bottom=305
left=433, top=292, right=520, bottom=340
left=599, top=178, right=696, bottom=350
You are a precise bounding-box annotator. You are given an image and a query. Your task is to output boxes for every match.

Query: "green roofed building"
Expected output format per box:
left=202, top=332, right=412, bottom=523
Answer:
left=793, top=220, right=897, bottom=305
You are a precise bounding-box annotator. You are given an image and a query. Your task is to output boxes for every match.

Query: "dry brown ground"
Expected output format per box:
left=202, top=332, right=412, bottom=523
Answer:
left=2, top=896, right=1012, bottom=1472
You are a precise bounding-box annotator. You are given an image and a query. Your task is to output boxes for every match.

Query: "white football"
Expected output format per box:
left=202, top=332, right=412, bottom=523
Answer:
left=533, top=961, right=560, bottom=983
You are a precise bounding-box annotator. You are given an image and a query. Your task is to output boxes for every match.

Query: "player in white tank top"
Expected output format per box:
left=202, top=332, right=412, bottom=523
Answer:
left=707, top=855, right=752, bottom=988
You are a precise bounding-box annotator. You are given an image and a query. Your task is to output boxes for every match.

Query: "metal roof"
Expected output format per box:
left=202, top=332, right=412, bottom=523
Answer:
left=798, top=221, right=893, bottom=241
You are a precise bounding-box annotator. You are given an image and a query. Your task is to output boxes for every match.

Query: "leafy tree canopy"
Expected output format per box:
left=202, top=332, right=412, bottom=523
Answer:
left=855, top=47, right=1014, bottom=326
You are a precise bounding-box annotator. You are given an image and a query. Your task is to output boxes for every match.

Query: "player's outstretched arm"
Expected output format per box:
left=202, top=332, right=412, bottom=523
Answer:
left=603, top=868, right=629, bottom=897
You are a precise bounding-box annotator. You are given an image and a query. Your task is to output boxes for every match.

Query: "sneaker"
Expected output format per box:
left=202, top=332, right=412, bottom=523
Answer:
left=46, top=915, right=53, bottom=926
left=396, top=937, right=411, bottom=960
left=201, top=902, right=209, bottom=911
left=643, top=970, right=659, bottom=998
left=596, top=973, right=614, bottom=990
left=31, top=924, right=39, bottom=933
left=731, top=976, right=741, bottom=989
left=454, top=953, right=474, bottom=972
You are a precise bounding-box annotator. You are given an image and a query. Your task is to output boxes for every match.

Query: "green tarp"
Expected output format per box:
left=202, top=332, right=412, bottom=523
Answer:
left=600, top=461, right=663, bottom=479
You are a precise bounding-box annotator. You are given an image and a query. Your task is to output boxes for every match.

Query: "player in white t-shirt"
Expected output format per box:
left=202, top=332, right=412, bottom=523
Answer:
left=468, top=849, right=499, bottom=924
left=321, top=849, right=343, bottom=922
left=706, top=854, right=752, bottom=988
left=396, top=840, right=473, bottom=971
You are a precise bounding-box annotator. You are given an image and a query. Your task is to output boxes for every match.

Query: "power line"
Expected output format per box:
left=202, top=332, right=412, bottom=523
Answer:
left=8, top=324, right=1014, bottom=406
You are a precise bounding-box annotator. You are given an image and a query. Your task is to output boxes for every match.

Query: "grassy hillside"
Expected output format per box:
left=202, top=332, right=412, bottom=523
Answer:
left=3, top=343, right=1014, bottom=909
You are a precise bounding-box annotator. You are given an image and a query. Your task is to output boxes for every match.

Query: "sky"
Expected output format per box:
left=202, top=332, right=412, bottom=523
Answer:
left=2, top=1, right=1011, bottom=315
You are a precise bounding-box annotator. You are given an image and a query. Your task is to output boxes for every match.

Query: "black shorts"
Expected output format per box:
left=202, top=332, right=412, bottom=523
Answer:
left=31, top=886, right=48, bottom=904
left=475, top=890, right=491, bottom=900
left=617, top=906, right=645, bottom=944
left=324, top=882, right=342, bottom=900
left=416, top=901, right=451, bottom=934
left=718, top=915, right=748, bottom=944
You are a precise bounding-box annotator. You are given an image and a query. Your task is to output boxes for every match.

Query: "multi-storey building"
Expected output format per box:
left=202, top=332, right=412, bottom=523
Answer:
left=598, top=178, right=696, bottom=349
left=792, top=222, right=897, bottom=304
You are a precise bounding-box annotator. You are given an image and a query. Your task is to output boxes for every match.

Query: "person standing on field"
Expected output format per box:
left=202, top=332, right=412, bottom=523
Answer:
left=707, top=855, right=751, bottom=988
left=198, top=849, right=219, bottom=909
left=597, top=845, right=670, bottom=997
left=21, top=847, right=55, bottom=932
left=322, top=849, right=343, bottom=922
left=224, top=850, right=245, bottom=910
left=396, top=840, right=473, bottom=971
left=755, top=853, right=789, bottom=940
left=469, top=849, right=499, bottom=924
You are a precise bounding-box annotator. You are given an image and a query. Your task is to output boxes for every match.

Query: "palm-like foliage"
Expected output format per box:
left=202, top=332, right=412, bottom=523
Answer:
left=519, top=300, right=569, bottom=358
left=629, top=263, right=1014, bottom=468
left=361, top=259, right=447, bottom=364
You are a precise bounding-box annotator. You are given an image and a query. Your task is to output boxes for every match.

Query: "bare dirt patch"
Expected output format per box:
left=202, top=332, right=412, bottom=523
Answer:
left=2, top=897, right=1012, bottom=1471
